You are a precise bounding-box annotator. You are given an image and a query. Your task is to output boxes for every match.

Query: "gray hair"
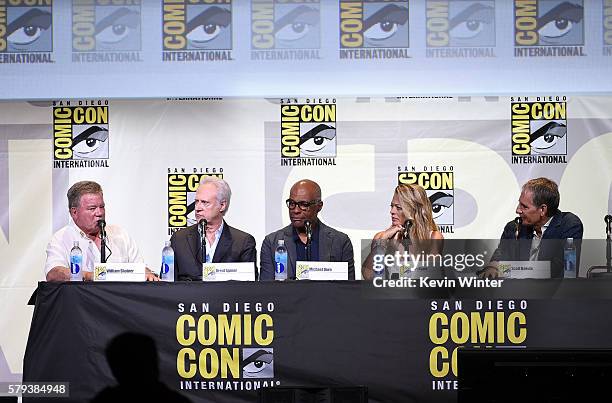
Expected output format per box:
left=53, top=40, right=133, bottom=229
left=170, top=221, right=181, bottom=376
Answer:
left=67, top=181, right=103, bottom=209
left=523, top=177, right=560, bottom=217
left=199, top=176, right=232, bottom=215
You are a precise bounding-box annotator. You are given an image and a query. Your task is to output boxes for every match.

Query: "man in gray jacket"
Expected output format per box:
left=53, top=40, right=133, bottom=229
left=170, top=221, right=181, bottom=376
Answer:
left=260, top=179, right=355, bottom=280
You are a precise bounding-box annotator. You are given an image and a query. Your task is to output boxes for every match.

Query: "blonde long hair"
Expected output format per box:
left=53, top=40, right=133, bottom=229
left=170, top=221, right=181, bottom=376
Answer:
left=394, top=184, right=438, bottom=243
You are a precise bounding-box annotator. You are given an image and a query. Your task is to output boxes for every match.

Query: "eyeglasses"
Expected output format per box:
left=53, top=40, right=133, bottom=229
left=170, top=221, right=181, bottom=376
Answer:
left=286, top=199, right=320, bottom=211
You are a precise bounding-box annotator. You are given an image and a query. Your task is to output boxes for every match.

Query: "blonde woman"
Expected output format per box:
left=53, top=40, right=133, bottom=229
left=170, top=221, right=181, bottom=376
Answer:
left=362, top=184, right=444, bottom=280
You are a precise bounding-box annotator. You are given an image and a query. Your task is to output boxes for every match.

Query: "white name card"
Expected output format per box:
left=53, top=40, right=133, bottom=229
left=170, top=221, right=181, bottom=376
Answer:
left=202, top=262, right=256, bottom=282
left=296, top=261, right=349, bottom=280
left=94, top=263, right=146, bottom=282
left=498, top=261, right=551, bottom=279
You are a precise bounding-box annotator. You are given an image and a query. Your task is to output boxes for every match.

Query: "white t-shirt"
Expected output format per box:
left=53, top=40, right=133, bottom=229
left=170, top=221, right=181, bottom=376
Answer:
left=44, top=221, right=144, bottom=276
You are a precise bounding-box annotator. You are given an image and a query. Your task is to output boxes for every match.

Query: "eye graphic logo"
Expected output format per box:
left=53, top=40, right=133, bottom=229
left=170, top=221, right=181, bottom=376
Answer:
left=280, top=102, right=337, bottom=161
left=53, top=102, right=111, bottom=169
left=398, top=171, right=455, bottom=226
left=514, top=0, right=584, bottom=47
left=186, top=4, right=231, bottom=49
left=426, top=0, right=495, bottom=48
left=167, top=171, right=224, bottom=235
left=0, top=3, right=53, bottom=53
left=251, top=0, right=320, bottom=50
left=71, top=125, right=109, bottom=159
left=242, top=348, right=274, bottom=379
left=340, top=1, right=409, bottom=48
left=72, top=1, right=141, bottom=52
left=163, top=0, right=232, bottom=52
left=510, top=98, right=568, bottom=163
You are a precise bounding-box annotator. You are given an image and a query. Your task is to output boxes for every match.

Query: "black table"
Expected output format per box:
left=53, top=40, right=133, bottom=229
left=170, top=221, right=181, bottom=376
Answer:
left=23, top=280, right=612, bottom=402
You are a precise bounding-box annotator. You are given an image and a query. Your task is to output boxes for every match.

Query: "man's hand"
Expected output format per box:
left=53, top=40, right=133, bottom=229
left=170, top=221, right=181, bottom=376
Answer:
left=46, top=267, right=71, bottom=282
left=145, top=268, right=160, bottom=282
left=479, top=265, right=500, bottom=279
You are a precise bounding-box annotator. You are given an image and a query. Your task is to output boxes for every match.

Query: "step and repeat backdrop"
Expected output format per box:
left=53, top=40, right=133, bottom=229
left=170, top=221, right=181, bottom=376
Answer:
left=0, top=0, right=611, bottom=98
left=2, top=0, right=612, bottom=398
left=1, top=95, right=612, bottom=386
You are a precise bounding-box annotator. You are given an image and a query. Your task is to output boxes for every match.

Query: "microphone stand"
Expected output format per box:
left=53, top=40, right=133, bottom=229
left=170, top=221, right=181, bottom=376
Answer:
left=607, top=216, right=612, bottom=272
left=99, top=220, right=107, bottom=263
left=200, top=219, right=207, bottom=265
left=305, top=221, right=312, bottom=261
left=514, top=217, right=522, bottom=262
left=588, top=215, right=612, bottom=278
left=402, top=219, right=412, bottom=252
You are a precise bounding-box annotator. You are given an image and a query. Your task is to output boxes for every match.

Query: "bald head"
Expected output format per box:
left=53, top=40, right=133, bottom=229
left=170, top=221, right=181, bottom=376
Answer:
left=290, top=179, right=321, bottom=200
left=287, top=179, right=323, bottom=230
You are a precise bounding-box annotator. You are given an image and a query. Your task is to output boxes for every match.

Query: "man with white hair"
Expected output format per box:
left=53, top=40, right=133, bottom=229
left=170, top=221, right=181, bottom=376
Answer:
left=171, top=177, right=257, bottom=280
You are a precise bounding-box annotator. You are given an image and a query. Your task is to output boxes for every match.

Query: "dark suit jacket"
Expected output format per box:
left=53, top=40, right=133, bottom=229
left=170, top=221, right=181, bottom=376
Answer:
left=170, top=221, right=257, bottom=281
left=260, top=221, right=355, bottom=281
left=491, top=211, right=583, bottom=278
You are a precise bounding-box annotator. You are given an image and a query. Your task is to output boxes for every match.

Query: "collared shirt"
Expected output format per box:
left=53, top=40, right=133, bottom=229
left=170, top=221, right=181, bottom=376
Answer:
left=199, top=221, right=224, bottom=263
left=44, top=221, right=144, bottom=276
left=293, top=224, right=320, bottom=262
left=529, top=216, right=553, bottom=261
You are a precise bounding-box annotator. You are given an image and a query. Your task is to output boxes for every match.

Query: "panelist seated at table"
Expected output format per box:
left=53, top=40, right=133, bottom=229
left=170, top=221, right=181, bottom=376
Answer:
left=260, top=179, right=355, bottom=280
left=481, top=177, right=583, bottom=279
left=44, top=181, right=156, bottom=281
left=170, top=177, right=257, bottom=281
left=362, top=184, right=444, bottom=281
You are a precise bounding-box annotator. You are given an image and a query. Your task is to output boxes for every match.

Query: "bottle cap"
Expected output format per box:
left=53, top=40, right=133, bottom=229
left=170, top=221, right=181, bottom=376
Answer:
left=278, top=239, right=285, bottom=246
left=165, top=240, right=171, bottom=247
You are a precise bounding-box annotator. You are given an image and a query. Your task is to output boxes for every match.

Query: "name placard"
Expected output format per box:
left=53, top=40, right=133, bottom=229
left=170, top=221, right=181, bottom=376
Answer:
left=296, top=261, right=349, bottom=280
left=202, top=263, right=256, bottom=282
left=93, top=263, right=146, bottom=282
left=498, top=261, right=551, bottom=279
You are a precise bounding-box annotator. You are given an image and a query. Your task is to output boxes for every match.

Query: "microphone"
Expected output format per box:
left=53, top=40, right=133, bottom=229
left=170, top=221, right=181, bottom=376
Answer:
left=199, top=218, right=207, bottom=232
left=514, top=217, right=522, bottom=240
left=605, top=215, right=612, bottom=236
left=304, top=220, right=312, bottom=261
left=199, top=219, right=207, bottom=265
left=304, top=220, right=312, bottom=244
left=403, top=219, right=412, bottom=240
left=98, top=219, right=107, bottom=263
left=97, top=219, right=106, bottom=239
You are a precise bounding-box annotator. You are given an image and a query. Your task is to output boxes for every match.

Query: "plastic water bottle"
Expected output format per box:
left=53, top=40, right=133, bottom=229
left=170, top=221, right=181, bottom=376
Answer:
left=161, top=241, right=175, bottom=282
left=274, top=240, right=288, bottom=281
left=70, top=241, right=83, bottom=281
left=564, top=238, right=576, bottom=279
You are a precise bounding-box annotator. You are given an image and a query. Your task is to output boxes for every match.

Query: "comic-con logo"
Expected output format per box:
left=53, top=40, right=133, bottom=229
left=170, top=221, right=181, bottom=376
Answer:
left=0, top=0, right=53, bottom=64
left=280, top=99, right=337, bottom=166
left=250, top=0, right=320, bottom=60
left=514, top=0, right=585, bottom=57
left=72, top=0, right=142, bottom=62
left=428, top=300, right=528, bottom=391
left=162, top=0, right=233, bottom=62
left=339, top=0, right=410, bottom=59
left=167, top=169, right=224, bottom=236
left=397, top=169, right=454, bottom=233
left=510, top=96, right=568, bottom=164
left=53, top=100, right=110, bottom=169
left=176, top=301, right=280, bottom=390
left=425, top=0, right=495, bottom=58
left=604, top=0, right=612, bottom=55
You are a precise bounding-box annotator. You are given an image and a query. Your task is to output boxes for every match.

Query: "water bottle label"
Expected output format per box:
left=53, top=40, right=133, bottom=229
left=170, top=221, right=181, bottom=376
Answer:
left=70, top=256, right=82, bottom=274
left=161, top=263, right=169, bottom=275
left=275, top=262, right=285, bottom=274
